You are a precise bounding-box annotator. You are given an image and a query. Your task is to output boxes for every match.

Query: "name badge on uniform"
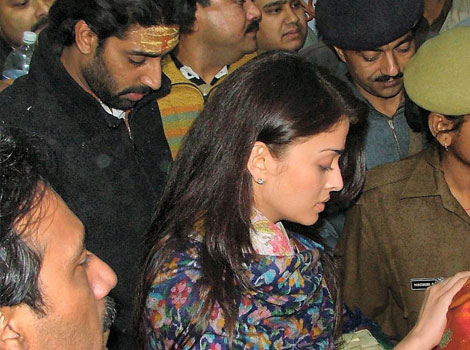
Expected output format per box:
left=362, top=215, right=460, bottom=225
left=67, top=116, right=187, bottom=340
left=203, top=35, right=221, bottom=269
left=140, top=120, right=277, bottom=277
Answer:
left=410, top=277, right=445, bottom=291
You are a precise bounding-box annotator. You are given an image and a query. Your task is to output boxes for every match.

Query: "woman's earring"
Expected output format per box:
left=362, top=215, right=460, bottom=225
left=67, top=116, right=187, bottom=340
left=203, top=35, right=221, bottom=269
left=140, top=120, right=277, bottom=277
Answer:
left=256, top=178, right=264, bottom=185
left=444, top=140, right=449, bottom=152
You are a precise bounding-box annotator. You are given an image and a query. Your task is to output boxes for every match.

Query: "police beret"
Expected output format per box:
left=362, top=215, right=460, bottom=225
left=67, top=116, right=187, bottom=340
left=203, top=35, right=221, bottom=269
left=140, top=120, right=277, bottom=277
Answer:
left=316, top=0, right=423, bottom=50
left=404, top=26, right=470, bottom=116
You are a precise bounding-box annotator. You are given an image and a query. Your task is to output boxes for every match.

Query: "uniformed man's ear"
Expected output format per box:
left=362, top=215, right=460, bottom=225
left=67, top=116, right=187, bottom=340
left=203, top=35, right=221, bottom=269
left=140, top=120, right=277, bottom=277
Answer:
left=0, top=308, right=28, bottom=350
left=428, top=113, right=455, bottom=148
left=74, top=20, right=99, bottom=55
left=333, top=46, right=346, bottom=63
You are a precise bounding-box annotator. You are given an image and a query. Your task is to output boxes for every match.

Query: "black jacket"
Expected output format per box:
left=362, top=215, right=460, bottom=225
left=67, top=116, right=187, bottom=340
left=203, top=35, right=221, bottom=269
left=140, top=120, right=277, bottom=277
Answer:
left=0, top=27, right=172, bottom=349
left=0, top=35, right=12, bottom=72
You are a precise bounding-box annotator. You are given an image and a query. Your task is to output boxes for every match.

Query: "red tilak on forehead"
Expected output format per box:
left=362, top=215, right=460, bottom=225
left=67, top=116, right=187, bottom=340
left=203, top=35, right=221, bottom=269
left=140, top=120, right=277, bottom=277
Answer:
left=132, top=26, right=180, bottom=52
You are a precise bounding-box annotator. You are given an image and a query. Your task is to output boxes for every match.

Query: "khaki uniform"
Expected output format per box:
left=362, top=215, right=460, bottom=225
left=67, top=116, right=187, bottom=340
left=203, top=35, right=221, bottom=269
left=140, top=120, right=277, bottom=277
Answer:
left=337, top=147, right=470, bottom=339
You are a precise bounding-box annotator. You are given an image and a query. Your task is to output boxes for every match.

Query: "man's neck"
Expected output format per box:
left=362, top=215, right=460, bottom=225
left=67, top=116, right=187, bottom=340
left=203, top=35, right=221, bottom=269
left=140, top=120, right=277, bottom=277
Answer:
left=423, top=0, right=448, bottom=25
left=357, top=86, right=404, bottom=118
left=175, top=35, right=241, bottom=84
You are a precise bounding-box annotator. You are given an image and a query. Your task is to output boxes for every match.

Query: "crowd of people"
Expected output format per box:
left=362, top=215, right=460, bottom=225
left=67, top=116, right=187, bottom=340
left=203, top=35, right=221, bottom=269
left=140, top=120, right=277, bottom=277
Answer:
left=0, top=0, right=469, bottom=349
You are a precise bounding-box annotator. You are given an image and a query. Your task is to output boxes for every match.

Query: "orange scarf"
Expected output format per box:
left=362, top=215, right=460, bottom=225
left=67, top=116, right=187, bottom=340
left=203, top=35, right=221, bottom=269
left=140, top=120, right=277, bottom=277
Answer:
left=436, top=278, right=470, bottom=349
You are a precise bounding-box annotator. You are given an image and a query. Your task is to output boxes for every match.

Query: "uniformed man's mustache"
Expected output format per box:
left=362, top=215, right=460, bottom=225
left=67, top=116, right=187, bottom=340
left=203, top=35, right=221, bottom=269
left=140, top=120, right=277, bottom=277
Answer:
left=374, top=71, right=404, bottom=82
left=31, top=16, right=49, bottom=33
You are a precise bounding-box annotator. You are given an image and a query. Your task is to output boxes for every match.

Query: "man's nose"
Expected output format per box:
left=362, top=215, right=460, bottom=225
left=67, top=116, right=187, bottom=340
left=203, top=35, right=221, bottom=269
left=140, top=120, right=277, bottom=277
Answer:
left=382, top=51, right=400, bottom=77
left=245, top=0, right=262, bottom=21
left=35, top=0, right=51, bottom=19
left=90, top=254, right=118, bottom=300
left=285, top=5, right=300, bottom=24
left=140, top=58, right=162, bottom=91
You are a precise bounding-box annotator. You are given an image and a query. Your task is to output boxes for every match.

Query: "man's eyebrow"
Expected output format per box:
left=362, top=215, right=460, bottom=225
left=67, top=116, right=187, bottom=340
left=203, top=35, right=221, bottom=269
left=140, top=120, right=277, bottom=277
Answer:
left=263, top=0, right=287, bottom=8
left=394, top=34, right=413, bottom=48
left=126, top=50, right=164, bottom=58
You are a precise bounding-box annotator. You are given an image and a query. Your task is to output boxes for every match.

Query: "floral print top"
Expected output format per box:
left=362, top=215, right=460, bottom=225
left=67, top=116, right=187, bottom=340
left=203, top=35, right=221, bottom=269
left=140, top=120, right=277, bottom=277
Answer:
left=144, top=213, right=336, bottom=349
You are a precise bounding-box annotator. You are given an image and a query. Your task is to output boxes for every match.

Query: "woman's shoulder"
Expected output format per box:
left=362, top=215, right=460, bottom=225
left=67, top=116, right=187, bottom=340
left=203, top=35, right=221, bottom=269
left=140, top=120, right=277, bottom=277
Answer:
left=145, top=239, right=203, bottom=344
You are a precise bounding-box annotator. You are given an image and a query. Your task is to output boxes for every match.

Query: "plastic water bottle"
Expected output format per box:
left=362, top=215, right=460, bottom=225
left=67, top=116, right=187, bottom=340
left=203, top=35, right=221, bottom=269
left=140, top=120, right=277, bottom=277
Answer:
left=1, top=31, right=37, bottom=80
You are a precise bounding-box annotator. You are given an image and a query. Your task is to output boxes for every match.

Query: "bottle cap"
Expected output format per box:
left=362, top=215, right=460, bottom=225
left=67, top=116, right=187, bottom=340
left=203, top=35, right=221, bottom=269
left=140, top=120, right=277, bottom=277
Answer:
left=22, top=31, right=37, bottom=45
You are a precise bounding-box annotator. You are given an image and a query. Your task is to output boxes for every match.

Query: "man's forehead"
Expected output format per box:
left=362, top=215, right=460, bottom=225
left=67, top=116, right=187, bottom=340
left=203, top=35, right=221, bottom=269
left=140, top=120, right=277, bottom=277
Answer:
left=362, top=31, right=414, bottom=52
left=23, top=188, right=85, bottom=259
left=124, top=25, right=180, bottom=55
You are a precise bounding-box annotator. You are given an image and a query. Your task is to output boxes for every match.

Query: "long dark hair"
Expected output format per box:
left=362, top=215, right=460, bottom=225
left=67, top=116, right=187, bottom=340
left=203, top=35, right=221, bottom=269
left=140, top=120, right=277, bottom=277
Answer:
left=136, top=51, right=367, bottom=347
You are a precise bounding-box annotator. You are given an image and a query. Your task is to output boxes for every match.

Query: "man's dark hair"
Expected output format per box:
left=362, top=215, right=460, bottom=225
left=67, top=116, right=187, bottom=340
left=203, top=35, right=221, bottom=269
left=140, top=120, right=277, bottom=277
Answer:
left=0, top=126, right=51, bottom=314
left=47, top=0, right=195, bottom=49
left=173, top=0, right=211, bottom=33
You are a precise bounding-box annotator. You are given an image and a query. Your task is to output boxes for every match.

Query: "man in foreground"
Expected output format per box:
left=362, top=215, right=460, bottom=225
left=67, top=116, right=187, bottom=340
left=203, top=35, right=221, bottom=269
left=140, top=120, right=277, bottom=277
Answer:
left=0, top=126, right=117, bottom=350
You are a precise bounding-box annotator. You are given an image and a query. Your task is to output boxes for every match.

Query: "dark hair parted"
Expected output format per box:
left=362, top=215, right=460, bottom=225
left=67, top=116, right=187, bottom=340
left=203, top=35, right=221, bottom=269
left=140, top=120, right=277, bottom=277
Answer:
left=136, top=51, right=368, bottom=346
left=0, top=126, right=52, bottom=314
left=47, top=0, right=191, bottom=50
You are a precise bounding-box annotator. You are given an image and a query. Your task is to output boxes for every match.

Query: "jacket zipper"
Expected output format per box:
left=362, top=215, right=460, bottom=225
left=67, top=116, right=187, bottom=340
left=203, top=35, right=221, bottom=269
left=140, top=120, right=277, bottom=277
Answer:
left=388, top=119, right=403, bottom=160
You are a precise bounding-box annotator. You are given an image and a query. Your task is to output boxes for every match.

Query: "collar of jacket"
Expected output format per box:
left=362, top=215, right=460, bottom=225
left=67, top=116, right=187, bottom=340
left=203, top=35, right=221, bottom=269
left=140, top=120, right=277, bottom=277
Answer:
left=30, top=27, right=171, bottom=129
left=400, top=146, right=469, bottom=219
left=399, top=147, right=464, bottom=212
left=399, top=146, right=441, bottom=199
left=162, top=52, right=257, bottom=86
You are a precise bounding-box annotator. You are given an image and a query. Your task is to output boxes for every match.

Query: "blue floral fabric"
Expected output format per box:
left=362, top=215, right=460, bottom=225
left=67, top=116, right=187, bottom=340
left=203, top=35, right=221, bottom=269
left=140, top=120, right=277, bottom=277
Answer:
left=144, top=233, right=335, bottom=349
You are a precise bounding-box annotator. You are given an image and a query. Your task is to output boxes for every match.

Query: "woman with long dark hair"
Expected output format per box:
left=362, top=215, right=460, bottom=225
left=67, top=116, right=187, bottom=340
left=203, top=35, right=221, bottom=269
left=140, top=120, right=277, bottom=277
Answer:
left=136, top=51, right=470, bottom=350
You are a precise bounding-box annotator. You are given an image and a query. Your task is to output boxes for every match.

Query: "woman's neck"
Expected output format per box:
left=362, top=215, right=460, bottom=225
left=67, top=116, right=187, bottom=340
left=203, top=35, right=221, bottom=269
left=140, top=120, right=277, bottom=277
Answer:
left=441, top=150, right=470, bottom=216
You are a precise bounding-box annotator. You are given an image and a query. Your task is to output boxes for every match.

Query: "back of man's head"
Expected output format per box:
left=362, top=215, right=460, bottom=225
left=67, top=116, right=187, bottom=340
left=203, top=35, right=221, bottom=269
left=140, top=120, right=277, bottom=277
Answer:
left=0, top=126, right=49, bottom=313
left=47, top=0, right=187, bottom=50
left=315, top=0, right=423, bottom=50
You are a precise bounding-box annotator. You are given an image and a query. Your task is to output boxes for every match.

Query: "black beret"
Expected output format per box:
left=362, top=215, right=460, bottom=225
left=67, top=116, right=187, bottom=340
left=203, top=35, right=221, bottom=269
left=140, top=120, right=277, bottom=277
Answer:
left=316, top=0, right=423, bottom=50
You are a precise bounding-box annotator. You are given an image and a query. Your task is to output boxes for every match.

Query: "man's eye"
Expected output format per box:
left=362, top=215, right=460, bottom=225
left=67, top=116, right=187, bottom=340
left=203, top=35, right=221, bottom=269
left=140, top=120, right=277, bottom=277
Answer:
left=396, top=43, right=411, bottom=53
left=266, top=6, right=282, bottom=14
left=13, top=0, right=29, bottom=7
left=79, top=253, right=91, bottom=267
left=129, top=58, right=145, bottom=67
left=291, top=0, right=301, bottom=8
left=362, top=54, right=378, bottom=62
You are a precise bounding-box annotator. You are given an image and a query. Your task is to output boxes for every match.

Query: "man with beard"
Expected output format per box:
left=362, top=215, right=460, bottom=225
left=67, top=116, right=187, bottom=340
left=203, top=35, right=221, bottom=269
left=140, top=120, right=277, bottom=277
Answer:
left=0, top=0, right=185, bottom=348
left=0, top=126, right=117, bottom=350
left=157, top=0, right=262, bottom=157
left=0, top=0, right=53, bottom=70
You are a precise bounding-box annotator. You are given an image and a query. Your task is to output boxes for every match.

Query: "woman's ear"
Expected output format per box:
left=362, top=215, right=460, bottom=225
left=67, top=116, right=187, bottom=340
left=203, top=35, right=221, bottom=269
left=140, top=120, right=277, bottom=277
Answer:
left=0, top=308, right=28, bottom=350
left=247, top=141, right=273, bottom=184
left=74, top=20, right=99, bottom=55
left=428, top=113, right=454, bottom=148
